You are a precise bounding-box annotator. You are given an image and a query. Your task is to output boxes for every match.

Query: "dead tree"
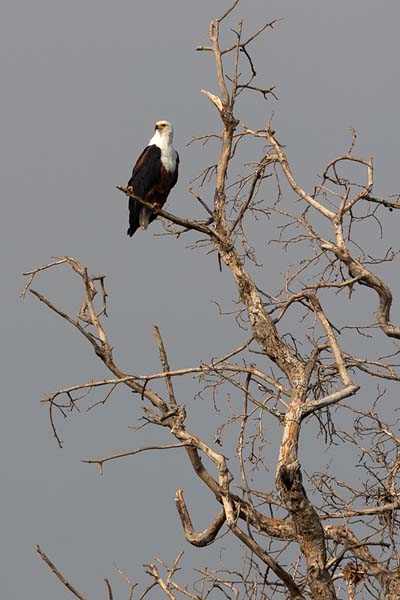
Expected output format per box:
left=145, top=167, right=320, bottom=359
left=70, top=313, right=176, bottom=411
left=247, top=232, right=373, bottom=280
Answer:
left=24, top=2, right=400, bottom=598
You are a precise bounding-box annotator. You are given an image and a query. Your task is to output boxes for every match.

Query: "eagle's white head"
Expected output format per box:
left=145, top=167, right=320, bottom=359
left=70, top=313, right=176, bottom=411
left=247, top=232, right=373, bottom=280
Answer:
left=149, top=120, right=174, bottom=146
left=149, top=120, right=177, bottom=172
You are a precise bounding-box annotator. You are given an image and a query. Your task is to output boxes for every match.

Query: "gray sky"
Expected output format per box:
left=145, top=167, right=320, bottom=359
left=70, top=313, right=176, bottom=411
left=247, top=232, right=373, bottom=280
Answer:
left=2, top=1, right=400, bottom=598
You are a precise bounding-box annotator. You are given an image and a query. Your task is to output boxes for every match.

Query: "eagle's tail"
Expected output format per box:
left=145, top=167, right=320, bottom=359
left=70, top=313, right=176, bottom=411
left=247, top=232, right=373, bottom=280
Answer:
left=127, top=206, right=152, bottom=236
left=139, top=207, right=151, bottom=230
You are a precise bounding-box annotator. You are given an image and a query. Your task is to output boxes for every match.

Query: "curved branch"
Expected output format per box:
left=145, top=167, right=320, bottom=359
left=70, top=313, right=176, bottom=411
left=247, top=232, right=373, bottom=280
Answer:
left=175, top=490, right=225, bottom=547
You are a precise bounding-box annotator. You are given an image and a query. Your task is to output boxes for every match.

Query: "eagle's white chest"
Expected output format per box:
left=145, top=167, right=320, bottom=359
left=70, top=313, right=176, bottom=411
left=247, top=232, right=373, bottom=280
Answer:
left=149, top=130, right=177, bottom=173
left=160, top=146, right=177, bottom=173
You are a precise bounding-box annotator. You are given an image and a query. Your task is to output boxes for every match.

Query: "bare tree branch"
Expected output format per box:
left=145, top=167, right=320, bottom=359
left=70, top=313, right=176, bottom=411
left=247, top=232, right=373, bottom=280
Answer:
left=82, top=444, right=191, bottom=475
left=36, top=545, right=88, bottom=600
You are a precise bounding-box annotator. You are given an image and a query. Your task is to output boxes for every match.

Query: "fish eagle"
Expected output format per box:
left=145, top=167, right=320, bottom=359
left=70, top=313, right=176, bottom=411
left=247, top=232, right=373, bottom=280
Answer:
left=127, top=120, right=179, bottom=236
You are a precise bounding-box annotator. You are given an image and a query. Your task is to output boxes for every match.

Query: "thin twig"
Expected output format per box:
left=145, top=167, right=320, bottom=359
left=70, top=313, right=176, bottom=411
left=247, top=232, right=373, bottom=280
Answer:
left=82, top=443, right=191, bottom=475
left=36, top=545, right=88, bottom=600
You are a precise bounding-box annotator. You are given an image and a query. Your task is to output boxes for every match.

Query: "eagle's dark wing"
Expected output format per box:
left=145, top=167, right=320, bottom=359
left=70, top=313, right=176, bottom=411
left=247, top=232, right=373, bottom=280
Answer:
left=127, top=145, right=161, bottom=237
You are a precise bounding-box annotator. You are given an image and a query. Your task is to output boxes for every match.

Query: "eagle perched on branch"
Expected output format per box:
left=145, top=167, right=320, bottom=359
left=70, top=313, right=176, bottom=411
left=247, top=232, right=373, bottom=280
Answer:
left=127, top=120, right=179, bottom=236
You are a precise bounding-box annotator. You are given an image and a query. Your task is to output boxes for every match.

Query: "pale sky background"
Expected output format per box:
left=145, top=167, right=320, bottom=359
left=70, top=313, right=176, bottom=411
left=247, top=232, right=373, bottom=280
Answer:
left=2, top=1, right=400, bottom=598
